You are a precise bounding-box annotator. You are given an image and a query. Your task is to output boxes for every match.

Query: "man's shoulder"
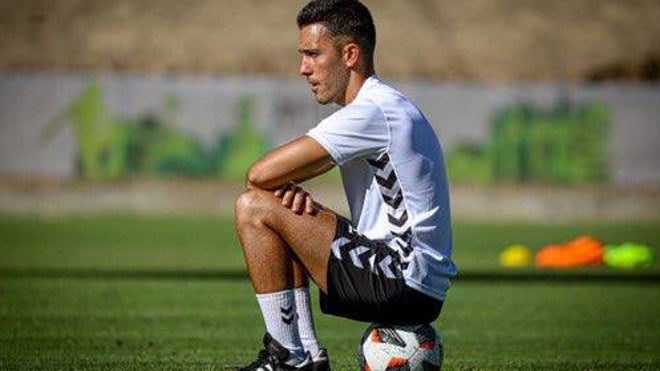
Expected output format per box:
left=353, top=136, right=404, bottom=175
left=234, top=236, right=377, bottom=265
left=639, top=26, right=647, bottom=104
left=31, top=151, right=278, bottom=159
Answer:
left=360, top=76, right=403, bottom=98
left=359, top=78, right=413, bottom=110
left=327, top=96, right=385, bottom=124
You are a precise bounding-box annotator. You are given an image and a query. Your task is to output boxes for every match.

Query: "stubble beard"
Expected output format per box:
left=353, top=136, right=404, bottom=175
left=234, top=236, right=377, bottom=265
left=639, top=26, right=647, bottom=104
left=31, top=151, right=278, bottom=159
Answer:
left=321, top=73, right=350, bottom=106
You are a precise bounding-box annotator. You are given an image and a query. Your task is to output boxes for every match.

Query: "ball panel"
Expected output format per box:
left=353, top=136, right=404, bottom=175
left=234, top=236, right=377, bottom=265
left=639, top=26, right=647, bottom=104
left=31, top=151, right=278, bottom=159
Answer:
left=387, top=357, right=409, bottom=368
left=418, top=339, right=435, bottom=350
left=371, top=328, right=383, bottom=344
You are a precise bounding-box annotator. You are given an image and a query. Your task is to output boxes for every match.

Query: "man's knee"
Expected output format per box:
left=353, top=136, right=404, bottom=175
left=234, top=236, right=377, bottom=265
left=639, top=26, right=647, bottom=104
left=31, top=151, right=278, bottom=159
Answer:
left=235, top=189, right=276, bottom=226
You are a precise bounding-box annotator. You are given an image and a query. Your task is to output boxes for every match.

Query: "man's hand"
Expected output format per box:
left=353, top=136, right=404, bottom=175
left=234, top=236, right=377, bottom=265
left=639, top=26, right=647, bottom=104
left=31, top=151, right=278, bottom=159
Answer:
left=274, top=183, right=319, bottom=215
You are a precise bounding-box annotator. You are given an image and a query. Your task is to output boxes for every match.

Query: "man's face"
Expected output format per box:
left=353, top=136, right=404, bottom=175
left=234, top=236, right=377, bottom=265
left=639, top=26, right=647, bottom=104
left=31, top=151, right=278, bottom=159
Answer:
left=298, top=23, right=350, bottom=105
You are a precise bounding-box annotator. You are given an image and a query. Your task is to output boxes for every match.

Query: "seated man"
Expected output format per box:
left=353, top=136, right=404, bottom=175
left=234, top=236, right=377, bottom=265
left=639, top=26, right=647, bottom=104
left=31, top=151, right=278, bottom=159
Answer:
left=235, top=0, right=457, bottom=369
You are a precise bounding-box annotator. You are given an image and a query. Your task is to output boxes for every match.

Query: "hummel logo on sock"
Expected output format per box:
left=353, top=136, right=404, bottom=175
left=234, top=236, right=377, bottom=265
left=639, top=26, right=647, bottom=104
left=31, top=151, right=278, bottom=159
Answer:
left=280, top=305, right=295, bottom=324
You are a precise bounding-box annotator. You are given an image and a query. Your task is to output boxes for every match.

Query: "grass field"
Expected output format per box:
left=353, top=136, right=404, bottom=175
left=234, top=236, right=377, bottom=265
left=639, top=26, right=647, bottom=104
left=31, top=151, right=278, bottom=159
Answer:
left=1, top=215, right=659, bottom=370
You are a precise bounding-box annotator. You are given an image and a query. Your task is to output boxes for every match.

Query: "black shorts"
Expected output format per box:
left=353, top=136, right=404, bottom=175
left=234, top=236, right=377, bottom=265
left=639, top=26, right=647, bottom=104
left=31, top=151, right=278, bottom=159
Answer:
left=320, top=216, right=443, bottom=325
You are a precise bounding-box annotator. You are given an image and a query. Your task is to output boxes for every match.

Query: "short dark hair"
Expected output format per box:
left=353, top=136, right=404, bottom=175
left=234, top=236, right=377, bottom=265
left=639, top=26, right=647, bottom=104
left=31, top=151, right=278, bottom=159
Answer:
left=297, top=0, right=376, bottom=67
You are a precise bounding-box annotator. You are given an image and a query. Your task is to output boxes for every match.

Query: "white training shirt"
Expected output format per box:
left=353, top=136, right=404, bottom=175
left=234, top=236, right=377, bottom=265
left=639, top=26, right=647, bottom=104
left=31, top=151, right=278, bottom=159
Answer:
left=307, top=75, right=456, bottom=301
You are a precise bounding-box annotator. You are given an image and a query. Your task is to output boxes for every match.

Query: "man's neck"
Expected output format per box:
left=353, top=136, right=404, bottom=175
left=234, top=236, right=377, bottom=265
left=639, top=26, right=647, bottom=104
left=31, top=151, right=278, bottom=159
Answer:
left=338, top=70, right=374, bottom=106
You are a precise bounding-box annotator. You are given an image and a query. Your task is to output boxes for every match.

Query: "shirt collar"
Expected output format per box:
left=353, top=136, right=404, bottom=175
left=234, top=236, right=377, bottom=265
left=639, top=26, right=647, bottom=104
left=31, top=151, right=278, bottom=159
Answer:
left=353, top=74, right=380, bottom=102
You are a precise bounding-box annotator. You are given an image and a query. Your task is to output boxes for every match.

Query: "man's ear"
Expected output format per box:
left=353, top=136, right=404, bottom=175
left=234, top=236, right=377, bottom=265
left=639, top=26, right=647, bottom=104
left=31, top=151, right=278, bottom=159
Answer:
left=343, top=43, right=360, bottom=69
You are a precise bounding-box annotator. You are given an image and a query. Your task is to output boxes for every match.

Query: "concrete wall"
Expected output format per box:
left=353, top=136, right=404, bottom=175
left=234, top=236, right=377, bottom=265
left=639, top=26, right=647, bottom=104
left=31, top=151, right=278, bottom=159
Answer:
left=1, top=72, right=659, bottom=184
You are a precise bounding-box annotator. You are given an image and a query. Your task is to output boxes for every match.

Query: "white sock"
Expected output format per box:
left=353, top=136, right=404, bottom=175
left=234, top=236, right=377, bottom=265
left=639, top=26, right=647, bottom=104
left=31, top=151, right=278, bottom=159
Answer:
left=294, top=287, right=321, bottom=357
left=256, top=289, right=306, bottom=361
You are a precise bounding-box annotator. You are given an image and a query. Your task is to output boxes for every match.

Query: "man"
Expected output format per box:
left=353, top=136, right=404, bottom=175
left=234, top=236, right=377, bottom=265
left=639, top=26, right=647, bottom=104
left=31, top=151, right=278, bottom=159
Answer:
left=235, top=0, right=456, bottom=370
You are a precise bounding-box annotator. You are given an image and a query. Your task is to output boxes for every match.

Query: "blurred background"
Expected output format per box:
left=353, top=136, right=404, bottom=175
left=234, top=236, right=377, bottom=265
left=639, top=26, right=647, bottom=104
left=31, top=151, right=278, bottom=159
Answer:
left=1, top=1, right=660, bottom=368
left=1, top=0, right=659, bottom=220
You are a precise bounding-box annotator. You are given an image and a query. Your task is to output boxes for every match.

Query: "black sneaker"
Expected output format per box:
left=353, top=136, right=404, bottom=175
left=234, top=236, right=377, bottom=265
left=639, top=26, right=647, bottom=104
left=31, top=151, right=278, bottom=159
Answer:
left=238, top=333, right=313, bottom=371
left=310, top=348, right=331, bottom=371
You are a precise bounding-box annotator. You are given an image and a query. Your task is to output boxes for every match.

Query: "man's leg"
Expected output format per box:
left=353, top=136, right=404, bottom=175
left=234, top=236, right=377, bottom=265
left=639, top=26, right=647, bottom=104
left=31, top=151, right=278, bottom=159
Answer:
left=235, top=188, right=335, bottom=294
left=235, top=188, right=336, bottom=366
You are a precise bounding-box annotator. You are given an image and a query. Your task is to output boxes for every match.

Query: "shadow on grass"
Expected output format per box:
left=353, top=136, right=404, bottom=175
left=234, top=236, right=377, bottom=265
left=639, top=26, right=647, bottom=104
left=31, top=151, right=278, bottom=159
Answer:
left=0, top=267, right=659, bottom=283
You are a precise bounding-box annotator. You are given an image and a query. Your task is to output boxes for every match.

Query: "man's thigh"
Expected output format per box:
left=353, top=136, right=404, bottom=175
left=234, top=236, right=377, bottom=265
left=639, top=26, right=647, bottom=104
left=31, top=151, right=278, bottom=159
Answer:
left=252, top=188, right=338, bottom=293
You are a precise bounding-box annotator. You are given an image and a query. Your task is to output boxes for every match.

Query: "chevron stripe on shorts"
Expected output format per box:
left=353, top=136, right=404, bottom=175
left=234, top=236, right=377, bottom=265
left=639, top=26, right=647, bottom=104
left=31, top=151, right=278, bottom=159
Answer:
left=330, top=217, right=403, bottom=279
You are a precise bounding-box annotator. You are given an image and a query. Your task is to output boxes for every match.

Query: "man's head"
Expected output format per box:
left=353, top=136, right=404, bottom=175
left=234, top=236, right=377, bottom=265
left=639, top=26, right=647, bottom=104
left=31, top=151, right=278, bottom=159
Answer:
left=297, top=0, right=376, bottom=105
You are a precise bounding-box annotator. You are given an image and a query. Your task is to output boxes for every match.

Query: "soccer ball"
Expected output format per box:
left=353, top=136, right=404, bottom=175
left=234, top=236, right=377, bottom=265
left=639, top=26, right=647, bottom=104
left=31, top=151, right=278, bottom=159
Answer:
left=359, top=323, right=443, bottom=370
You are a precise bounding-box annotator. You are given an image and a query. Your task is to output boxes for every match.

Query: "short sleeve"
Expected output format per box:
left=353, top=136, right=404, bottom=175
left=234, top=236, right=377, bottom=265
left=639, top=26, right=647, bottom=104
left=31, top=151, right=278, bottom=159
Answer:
left=306, top=102, right=389, bottom=165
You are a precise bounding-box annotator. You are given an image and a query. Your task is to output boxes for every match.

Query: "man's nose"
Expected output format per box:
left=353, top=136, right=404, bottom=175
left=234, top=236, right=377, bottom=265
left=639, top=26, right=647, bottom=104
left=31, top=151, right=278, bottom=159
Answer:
left=299, top=58, right=311, bottom=76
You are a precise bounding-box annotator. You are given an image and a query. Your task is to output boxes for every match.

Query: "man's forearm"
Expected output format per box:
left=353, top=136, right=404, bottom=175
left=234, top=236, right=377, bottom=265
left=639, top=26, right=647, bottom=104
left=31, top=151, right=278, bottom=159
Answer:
left=244, top=136, right=335, bottom=190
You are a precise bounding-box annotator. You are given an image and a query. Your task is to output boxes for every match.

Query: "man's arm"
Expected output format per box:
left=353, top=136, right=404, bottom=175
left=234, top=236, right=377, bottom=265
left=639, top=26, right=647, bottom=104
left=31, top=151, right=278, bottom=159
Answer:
left=246, top=135, right=334, bottom=191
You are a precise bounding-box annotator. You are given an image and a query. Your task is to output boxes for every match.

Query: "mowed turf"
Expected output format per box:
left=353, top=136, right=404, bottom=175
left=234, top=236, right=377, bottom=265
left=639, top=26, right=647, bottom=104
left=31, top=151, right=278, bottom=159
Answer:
left=0, top=215, right=659, bottom=370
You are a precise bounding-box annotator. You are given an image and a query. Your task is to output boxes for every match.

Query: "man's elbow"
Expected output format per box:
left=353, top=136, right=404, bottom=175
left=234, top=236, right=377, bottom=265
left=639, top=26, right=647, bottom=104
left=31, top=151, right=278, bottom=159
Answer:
left=245, top=167, right=259, bottom=190
left=245, top=164, right=270, bottom=190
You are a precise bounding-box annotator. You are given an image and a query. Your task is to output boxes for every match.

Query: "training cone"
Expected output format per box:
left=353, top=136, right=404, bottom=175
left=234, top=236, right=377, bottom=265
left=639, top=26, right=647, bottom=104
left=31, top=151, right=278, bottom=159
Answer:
left=604, top=243, right=654, bottom=269
left=535, top=235, right=604, bottom=268
left=499, top=244, right=532, bottom=268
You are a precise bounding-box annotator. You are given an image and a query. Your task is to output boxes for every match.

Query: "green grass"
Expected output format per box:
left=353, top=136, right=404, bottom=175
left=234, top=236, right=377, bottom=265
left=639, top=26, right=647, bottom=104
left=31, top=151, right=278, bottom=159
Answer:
left=1, top=215, right=659, bottom=370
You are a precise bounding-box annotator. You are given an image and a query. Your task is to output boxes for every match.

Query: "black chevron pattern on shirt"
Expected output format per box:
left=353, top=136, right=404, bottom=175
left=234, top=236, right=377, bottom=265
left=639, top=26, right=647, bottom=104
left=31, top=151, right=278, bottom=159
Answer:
left=367, top=156, right=388, bottom=170
left=392, top=227, right=412, bottom=240
left=375, top=170, right=397, bottom=189
left=368, top=153, right=414, bottom=266
left=382, top=192, right=404, bottom=209
left=388, top=210, right=408, bottom=227
left=394, top=238, right=413, bottom=256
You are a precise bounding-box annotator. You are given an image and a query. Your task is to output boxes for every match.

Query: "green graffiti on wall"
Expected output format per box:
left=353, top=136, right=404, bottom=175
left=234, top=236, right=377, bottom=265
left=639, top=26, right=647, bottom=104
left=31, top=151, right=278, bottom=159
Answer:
left=44, top=81, right=269, bottom=180
left=212, top=97, right=270, bottom=181
left=447, top=99, right=611, bottom=184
